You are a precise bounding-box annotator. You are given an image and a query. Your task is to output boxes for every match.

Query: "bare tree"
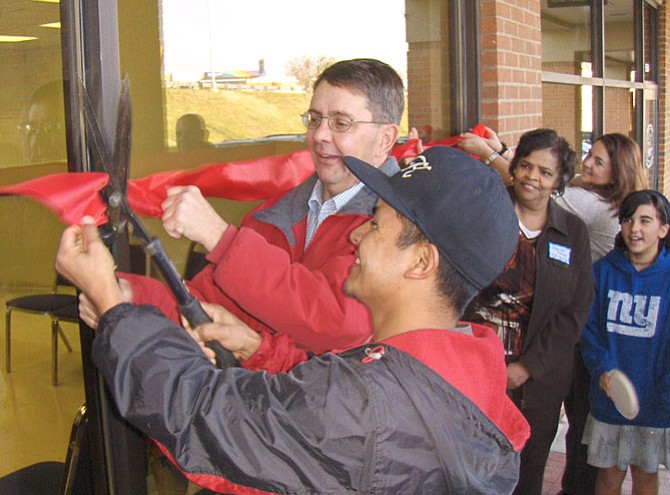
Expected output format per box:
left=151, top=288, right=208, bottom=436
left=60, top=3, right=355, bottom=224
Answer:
left=285, top=55, right=336, bottom=92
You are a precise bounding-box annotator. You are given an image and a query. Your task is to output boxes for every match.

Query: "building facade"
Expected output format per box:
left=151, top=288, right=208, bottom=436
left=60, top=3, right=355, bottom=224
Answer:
left=0, top=1, right=666, bottom=191
left=406, top=0, right=665, bottom=193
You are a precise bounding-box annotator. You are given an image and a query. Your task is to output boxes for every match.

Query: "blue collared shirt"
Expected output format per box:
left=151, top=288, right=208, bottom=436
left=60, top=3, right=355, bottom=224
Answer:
left=305, top=181, right=365, bottom=248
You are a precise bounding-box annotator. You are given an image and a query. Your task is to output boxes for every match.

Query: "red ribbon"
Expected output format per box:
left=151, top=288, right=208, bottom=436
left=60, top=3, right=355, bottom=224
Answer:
left=390, top=122, right=488, bottom=161
left=0, top=150, right=315, bottom=225
left=0, top=125, right=487, bottom=226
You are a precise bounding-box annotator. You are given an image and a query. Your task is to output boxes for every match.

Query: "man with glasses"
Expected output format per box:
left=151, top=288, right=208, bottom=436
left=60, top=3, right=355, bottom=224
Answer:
left=87, top=59, right=402, bottom=361
left=18, top=81, right=67, bottom=163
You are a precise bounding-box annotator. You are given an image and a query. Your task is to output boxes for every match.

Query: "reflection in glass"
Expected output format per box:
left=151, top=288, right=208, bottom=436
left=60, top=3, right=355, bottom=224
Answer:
left=159, top=0, right=408, bottom=149
left=604, top=0, right=634, bottom=81
left=0, top=1, right=65, bottom=167
left=580, top=61, right=593, bottom=158
left=642, top=99, right=657, bottom=188
left=541, top=1, right=591, bottom=76
left=541, top=2, right=592, bottom=155
left=405, top=0, right=451, bottom=140
left=604, top=86, right=633, bottom=137
left=19, top=81, right=67, bottom=163
left=643, top=4, right=655, bottom=82
left=175, top=113, right=214, bottom=151
left=542, top=82, right=581, bottom=153
left=0, top=0, right=84, bottom=482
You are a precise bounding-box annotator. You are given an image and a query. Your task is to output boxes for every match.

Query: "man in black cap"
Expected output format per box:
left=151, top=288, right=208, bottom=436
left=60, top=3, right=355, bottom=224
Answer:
left=55, top=146, right=530, bottom=494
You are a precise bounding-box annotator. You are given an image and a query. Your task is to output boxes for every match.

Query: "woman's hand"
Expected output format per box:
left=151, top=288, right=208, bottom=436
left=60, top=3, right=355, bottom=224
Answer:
left=457, top=132, right=494, bottom=160
left=457, top=125, right=507, bottom=161
left=400, top=127, right=425, bottom=166
left=599, top=371, right=613, bottom=397
left=506, top=361, right=531, bottom=390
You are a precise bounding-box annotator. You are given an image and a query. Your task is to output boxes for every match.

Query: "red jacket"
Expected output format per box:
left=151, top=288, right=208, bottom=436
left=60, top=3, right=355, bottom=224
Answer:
left=122, top=158, right=399, bottom=354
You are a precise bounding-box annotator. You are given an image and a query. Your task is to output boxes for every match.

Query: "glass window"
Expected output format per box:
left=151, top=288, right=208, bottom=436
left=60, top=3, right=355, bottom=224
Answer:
left=604, top=86, right=633, bottom=135
left=542, top=81, right=582, bottom=152
left=0, top=0, right=69, bottom=287
left=541, top=1, right=591, bottom=152
left=604, top=0, right=635, bottom=81
left=116, top=0, right=413, bottom=266
left=541, top=0, right=659, bottom=178
left=541, top=1, right=591, bottom=77
left=155, top=0, right=409, bottom=152
left=0, top=0, right=67, bottom=167
left=405, top=0, right=452, bottom=140
left=643, top=2, right=657, bottom=82
left=642, top=96, right=657, bottom=188
left=0, top=0, right=85, bottom=479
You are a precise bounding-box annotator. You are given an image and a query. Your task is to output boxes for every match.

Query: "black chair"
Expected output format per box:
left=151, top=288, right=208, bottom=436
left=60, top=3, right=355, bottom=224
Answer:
left=0, top=461, right=64, bottom=494
left=59, top=404, right=92, bottom=495
left=5, top=274, right=79, bottom=385
left=183, top=241, right=208, bottom=281
left=0, top=404, right=91, bottom=495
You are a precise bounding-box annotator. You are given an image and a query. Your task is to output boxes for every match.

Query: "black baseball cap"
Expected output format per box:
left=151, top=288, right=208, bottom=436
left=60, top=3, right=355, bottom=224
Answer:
left=344, top=146, right=517, bottom=289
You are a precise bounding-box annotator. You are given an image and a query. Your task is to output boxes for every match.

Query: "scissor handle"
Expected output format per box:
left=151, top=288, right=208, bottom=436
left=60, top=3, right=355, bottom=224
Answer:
left=179, top=298, right=238, bottom=367
left=99, top=198, right=238, bottom=368
left=98, top=223, right=117, bottom=247
left=142, top=236, right=237, bottom=368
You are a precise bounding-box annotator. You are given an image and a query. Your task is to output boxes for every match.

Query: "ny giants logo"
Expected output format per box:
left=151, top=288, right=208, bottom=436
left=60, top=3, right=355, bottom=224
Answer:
left=606, top=290, right=660, bottom=338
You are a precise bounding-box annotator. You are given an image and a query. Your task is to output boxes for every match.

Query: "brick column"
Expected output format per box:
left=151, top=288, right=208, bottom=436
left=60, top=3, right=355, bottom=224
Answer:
left=659, top=3, right=669, bottom=196
left=479, top=0, right=543, bottom=149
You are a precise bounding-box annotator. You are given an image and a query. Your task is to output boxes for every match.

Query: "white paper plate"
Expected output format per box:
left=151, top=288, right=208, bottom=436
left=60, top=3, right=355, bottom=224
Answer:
left=609, top=369, right=639, bottom=420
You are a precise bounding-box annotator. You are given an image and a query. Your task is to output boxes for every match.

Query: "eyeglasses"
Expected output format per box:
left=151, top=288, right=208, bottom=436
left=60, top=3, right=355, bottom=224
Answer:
left=17, top=122, right=64, bottom=136
left=300, top=111, right=388, bottom=133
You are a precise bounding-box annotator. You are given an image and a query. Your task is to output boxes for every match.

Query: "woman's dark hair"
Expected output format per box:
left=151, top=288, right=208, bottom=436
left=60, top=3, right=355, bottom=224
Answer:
left=396, top=214, right=478, bottom=315
left=614, top=189, right=670, bottom=251
left=509, top=128, right=577, bottom=194
left=586, top=133, right=645, bottom=209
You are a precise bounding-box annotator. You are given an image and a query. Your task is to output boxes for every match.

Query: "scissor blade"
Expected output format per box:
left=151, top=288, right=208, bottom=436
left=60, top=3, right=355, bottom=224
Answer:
left=82, top=87, right=113, bottom=174
left=111, top=75, right=132, bottom=195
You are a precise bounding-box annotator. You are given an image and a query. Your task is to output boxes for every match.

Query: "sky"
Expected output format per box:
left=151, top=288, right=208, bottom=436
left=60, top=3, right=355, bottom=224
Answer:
left=160, top=0, right=408, bottom=80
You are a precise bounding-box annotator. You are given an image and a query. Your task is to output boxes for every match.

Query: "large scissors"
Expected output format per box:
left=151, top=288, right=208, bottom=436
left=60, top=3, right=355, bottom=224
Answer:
left=83, top=75, right=236, bottom=367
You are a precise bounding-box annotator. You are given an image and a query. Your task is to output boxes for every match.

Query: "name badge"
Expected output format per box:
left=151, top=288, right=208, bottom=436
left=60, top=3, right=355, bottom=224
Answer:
left=548, top=242, right=571, bottom=265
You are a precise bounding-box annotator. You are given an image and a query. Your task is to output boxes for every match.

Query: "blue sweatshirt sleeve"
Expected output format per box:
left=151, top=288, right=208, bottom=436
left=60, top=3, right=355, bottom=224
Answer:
left=580, top=262, right=616, bottom=380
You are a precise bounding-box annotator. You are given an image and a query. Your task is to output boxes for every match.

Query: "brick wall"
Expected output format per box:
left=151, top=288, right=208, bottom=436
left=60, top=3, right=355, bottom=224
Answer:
left=659, top=3, right=669, bottom=195
left=479, top=0, right=543, bottom=151
left=405, top=0, right=544, bottom=146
